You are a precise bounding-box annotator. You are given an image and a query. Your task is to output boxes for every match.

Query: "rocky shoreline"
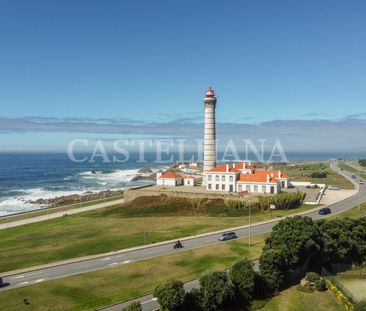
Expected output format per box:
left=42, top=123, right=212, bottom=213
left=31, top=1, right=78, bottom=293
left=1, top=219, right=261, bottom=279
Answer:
left=28, top=189, right=124, bottom=208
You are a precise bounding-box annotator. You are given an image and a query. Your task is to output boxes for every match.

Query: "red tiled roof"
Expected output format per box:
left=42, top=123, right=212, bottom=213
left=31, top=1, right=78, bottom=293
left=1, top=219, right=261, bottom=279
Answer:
left=158, top=171, right=183, bottom=179
left=209, top=162, right=255, bottom=173
left=184, top=175, right=196, bottom=179
left=239, top=170, right=288, bottom=183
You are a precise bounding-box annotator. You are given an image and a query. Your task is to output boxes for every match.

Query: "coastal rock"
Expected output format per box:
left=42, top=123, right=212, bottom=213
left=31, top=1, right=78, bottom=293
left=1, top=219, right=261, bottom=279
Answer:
left=137, top=167, right=153, bottom=174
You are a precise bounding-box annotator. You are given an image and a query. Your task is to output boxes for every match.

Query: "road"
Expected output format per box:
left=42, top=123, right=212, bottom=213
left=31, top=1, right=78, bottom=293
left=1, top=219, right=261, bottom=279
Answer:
left=0, top=198, right=125, bottom=230
left=1, top=162, right=365, bottom=309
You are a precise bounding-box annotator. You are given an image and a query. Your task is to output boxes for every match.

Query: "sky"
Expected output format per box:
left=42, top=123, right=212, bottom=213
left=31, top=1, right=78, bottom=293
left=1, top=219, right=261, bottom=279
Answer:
left=0, top=0, right=366, bottom=153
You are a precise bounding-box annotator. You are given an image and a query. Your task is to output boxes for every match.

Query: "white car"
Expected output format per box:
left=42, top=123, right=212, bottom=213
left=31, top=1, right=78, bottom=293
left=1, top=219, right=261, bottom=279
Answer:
left=359, top=180, right=364, bottom=185
left=328, top=185, right=339, bottom=190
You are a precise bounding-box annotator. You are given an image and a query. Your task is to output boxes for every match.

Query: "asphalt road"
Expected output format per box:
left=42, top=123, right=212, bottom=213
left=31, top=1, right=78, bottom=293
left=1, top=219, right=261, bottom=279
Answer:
left=1, top=162, right=365, bottom=308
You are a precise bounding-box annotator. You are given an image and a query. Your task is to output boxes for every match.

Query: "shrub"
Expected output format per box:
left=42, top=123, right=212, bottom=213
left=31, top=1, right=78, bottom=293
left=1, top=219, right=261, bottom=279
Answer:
left=359, top=159, right=366, bottom=167
left=257, top=191, right=306, bottom=211
left=122, top=301, right=142, bottom=311
left=154, top=280, right=185, bottom=311
left=305, top=272, right=321, bottom=283
left=224, top=199, right=244, bottom=209
left=310, top=171, right=328, bottom=178
left=314, top=278, right=326, bottom=291
left=199, top=270, right=234, bottom=311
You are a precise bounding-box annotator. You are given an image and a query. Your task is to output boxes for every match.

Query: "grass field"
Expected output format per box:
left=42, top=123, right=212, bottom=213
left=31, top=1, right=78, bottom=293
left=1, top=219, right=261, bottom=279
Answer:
left=331, top=201, right=366, bottom=219
left=274, top=162, right=354, bottom=189
left=253, top=285, right=344, bottom=311
left=336, top=278, right=366, bottom=302
left=0, top=235, right=265, bottom=311
left=0, top=196, right=317, bottom=273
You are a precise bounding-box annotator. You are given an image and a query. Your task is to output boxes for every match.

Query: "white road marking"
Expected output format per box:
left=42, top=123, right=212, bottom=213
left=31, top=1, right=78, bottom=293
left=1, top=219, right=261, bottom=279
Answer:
left=141, top=298, right=157, bottom=305
left=11, top=275, right=25, bottom=279
left=101, top=257, right=111, bottom=261
left=107, top=262, right=119, bottom=266
left=18, top=281, right=29, bottom=285
left=33, top=278, right=44, bottom=283
left=122, top=260, right=131, bottom=264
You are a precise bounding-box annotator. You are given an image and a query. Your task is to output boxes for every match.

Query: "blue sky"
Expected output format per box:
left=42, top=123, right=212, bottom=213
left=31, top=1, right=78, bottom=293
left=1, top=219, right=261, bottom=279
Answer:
left=1, top=0, right=366, bottom=153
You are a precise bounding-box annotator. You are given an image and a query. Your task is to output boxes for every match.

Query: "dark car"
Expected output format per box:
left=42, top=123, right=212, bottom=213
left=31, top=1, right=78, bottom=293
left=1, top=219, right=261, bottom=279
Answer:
left=352, top=175, right=357, bottom=179
left=319, top=207, right=331, bottom=215
left=0, top=277, right=9, bottom=288
left=218, top=231, right=238, bottom=241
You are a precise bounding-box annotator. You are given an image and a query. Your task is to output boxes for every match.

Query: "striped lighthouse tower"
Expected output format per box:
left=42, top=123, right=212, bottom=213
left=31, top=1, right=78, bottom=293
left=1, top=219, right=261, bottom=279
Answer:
left=203, top=86, right=217, bottom=174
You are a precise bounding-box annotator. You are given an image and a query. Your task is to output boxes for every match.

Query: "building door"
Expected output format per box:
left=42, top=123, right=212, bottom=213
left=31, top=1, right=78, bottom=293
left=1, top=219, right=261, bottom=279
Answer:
left=229, top=185, right=233, bottom=192
left=270, top=186, right=275, bottom=194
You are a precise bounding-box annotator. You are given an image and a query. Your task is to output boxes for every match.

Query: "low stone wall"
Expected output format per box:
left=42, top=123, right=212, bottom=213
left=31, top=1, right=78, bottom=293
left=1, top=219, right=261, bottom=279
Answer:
left=124, top=186, right=240, bottom=202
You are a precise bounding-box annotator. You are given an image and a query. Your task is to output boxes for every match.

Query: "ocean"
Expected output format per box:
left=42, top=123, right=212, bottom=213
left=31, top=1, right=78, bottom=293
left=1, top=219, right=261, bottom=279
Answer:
left=0, top=151, right=364, bottom=216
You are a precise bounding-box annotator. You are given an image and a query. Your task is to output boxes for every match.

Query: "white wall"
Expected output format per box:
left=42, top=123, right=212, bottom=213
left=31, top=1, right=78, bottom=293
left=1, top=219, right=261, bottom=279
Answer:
left=156, top=178, right=183, bottom=186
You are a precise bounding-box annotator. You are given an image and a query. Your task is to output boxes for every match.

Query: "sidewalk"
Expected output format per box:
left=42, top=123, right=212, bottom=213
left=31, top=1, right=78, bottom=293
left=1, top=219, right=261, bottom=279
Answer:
left=0, top=198, right=125, bottom=230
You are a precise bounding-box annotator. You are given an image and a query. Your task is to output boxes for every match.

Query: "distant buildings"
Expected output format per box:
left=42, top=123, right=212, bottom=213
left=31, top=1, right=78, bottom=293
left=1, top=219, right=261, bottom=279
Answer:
left=156, top=171, right=197, bottom=187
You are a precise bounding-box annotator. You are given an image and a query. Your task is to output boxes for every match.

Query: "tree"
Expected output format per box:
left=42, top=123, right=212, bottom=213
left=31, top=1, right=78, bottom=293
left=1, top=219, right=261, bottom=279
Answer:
left=259, top=248, right=287, bottom=293
left=154, top=280, right=185, bottom=311
left=263, top=216, right=321, bottom=269
left=199, top=270, right=234, bottom=311
left=122, top=301, right=142, bottom=311
left=229, top=259, right=255, bottom=297
left=355, top=300, right=366, bottom=311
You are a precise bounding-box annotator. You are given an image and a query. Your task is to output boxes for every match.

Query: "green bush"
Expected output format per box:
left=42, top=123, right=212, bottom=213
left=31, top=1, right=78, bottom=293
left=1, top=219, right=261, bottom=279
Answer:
left=224, top=199, right=244, bottom=209
left=122, top=301, right=142, bottom=311
left=257, top=191, right=306, bottom=211
left=310, top=171, right=328, bottom=178
left=314, top=278, right=326, bottom=291
left=359, top=159, right=366, bottom=167
left=305, top=272, right=321, bottom=283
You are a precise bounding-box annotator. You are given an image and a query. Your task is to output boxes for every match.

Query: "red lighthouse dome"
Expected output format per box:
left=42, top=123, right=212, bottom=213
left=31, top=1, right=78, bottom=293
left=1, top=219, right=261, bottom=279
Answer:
left=205, top=86, right=215, bottom=98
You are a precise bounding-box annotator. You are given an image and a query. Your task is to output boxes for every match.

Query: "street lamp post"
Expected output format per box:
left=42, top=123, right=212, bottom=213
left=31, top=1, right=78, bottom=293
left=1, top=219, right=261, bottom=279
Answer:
left=248, top=204, right=251, bottom=247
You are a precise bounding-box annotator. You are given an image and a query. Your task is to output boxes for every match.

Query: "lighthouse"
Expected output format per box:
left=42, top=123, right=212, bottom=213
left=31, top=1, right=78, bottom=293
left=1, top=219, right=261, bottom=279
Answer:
left=203, top=86, right=217, bottom=174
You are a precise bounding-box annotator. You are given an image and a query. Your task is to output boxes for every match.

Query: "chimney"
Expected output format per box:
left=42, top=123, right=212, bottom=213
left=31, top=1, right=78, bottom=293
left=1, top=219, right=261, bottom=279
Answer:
left=233, top=163, right=236, bottom=169
left=243, top=162, right=246, bottom=169
left=278, top=170, right=281, bottom=178
left=266, top=174, right=270, bottom=183
left=271, top=173, right=274, bottom=178
left=226, top=164, right=229, bottom=172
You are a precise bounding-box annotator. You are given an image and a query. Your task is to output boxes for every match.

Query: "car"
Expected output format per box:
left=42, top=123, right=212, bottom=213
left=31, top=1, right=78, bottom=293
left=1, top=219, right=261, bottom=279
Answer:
left=0, top=277, right=9, bottom=288
left=218, top=231, right=238, bottom=241
left=318, top=207, right=331, bottom=215
left=359, top=180, right=364, bottom=185
left=328, top=185, right=339, bottom=190
left=352, top=175, right=357, bottom=179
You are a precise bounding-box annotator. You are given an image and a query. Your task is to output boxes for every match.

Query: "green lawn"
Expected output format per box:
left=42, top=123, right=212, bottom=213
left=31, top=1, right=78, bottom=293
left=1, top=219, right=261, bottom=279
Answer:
left=0, top=235, right=266, bottom=311
left=332, top=201, right=366, bottom=219
left=0, top=196, right=317, bottom=273
left=253, top=285, right=344, bottom=311
left=274, top=162, right=354, bottom=189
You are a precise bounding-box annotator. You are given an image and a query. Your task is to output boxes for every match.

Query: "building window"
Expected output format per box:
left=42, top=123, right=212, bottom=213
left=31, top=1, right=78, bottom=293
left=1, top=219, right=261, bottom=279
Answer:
left=216, top=184, right=219, bottom=190
left=208, top=175, right=212, bottom=181
left=229, top=176, right=233, bottom=182
left=222, top=175, right=225, bottom=181
left=262, top=186, right=266, bottom=193
left=215, top=175, right=219, bottom=181
left=187, top=181, right=190, bottom=185
left=246, top=185, right=250, bottom=191
left=238, top=185, right=242, bottom=191
left=222, top=184, right=225, bottom=190
left=254, top=185, right=258, bottom=192
left=208, top=184, right=212, bottom=189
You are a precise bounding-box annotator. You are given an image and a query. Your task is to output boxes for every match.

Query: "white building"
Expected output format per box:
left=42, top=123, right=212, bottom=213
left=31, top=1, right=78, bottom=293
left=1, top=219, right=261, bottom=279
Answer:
left=184, top=176, right=196, bottom=187
left=156, top=171, right=183, bottom=187
left=205, top=162, right=289, bottom=194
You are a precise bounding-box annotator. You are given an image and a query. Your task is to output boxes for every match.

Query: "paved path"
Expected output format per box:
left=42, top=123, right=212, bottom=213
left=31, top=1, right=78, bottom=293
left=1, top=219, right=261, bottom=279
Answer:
left=0, top=162, right=364, bottom=311
left=0, top=199, right=125, bottom=230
